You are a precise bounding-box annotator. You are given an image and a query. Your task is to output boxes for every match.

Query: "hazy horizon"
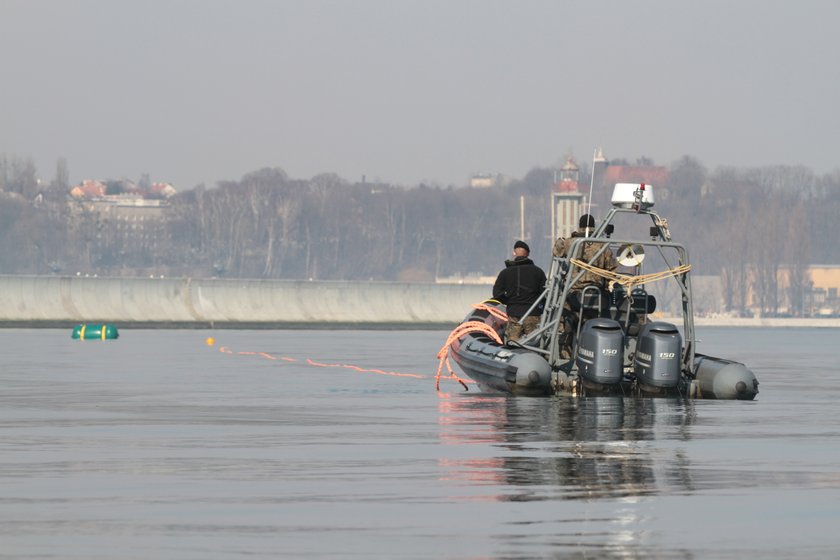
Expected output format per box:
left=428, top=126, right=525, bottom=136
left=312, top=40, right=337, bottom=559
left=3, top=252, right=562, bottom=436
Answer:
left=2, top=0, right=838, bottom=190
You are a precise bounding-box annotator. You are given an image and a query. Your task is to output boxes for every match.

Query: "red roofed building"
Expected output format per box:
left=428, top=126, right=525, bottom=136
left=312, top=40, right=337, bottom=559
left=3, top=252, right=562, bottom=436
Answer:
left=69, top=179, right=107, bottom=199
left=601, top=165, right=668, bottom=188
left=592, top=148, right=669, bottom=191
left=67, top=179, right=178, bottom=261
left=150, top=182, right=177, bottom=199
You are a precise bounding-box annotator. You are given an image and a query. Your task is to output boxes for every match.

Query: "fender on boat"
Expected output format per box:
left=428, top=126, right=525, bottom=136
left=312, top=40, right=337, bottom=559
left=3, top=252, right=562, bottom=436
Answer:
left=692, top=354, right=759, bottom=400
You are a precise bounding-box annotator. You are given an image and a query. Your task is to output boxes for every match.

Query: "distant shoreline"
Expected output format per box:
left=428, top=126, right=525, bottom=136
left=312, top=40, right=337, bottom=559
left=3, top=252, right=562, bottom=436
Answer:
left=2, top=318, right=839, bottom=330
left=667, top=317, right=840, bottom=328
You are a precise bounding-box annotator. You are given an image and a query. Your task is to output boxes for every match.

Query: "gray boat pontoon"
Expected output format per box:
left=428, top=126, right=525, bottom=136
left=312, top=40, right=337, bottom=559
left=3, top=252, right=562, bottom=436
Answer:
left=449, top=183, right=759, bottom=400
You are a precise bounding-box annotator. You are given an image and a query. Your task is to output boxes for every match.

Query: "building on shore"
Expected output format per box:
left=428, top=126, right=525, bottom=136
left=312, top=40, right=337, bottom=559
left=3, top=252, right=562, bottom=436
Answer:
left=68, top=179, right=178, bottom=274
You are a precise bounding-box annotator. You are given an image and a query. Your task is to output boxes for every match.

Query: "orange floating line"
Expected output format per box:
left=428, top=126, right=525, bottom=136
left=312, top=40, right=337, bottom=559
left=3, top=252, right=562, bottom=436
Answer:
left=339, top=364, right=426, bottom=379
left=306, top=358, right=342, bottom=368
left=212, top=342, right=455, bottom=384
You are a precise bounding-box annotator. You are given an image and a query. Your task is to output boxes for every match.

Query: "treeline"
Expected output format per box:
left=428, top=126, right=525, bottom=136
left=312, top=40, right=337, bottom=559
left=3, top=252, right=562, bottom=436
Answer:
left=1, top=154, right=839, bottom=315
left=657, top=158, right=836, bottom=315
left=169, top=168, right=537, bottom=281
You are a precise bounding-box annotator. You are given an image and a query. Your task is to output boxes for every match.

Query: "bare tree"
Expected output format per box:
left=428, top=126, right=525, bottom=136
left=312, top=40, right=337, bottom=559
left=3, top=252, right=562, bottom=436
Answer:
left=0, top=154, right=38, bottom=198
left=52, top=157, right=70, bottom=191
left=783, top=202, right=811, bottom=316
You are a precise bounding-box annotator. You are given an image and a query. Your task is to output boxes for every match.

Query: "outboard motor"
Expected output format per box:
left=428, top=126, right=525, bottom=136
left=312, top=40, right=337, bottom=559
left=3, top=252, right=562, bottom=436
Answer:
left=576, top=318, right=624, bottom=387
left=633, top=322, right=682, bottom=389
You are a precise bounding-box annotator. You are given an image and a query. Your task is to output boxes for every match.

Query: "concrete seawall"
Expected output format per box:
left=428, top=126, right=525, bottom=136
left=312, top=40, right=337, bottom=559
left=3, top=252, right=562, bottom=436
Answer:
left=0, top=275, right=492, bottom=327
left=2, top=275, right=839, bottom=329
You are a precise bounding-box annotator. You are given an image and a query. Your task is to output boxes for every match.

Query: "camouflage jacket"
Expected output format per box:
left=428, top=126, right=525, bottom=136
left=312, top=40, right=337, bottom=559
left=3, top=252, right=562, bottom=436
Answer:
left=552, top=228, right=617, bottom=288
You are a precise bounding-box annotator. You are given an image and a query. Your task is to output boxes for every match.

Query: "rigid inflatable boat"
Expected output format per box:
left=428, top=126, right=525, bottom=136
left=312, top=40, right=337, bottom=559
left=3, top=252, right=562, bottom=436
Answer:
left=447, top=183, right=759, bottom=400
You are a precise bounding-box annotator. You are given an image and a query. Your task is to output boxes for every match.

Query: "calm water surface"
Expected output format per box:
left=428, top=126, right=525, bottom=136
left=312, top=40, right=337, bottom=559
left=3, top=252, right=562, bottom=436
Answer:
left=1, top=327, right=839, bottom=559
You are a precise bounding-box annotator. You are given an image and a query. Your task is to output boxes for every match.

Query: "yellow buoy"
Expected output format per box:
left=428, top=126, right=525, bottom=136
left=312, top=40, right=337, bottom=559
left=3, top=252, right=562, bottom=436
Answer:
left=206, top=337, right=216, bottom=346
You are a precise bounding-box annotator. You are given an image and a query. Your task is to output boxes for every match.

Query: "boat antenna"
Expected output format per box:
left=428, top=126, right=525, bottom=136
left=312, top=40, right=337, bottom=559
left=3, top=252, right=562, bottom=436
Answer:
left=585, top=147, right=596, bottom=238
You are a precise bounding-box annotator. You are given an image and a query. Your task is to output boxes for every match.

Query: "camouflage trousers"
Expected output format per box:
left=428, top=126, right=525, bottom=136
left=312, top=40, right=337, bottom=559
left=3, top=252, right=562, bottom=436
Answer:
left=505, top=315, right=541, bottom=343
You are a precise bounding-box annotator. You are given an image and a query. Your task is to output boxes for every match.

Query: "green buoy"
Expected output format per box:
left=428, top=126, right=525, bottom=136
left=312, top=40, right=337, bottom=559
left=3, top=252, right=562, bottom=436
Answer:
left=72, top=324, right=119, bottom=340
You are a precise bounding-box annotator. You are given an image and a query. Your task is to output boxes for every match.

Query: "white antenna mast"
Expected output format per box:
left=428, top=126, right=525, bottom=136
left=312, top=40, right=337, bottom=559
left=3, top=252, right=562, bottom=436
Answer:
left=585, top=147, right=597, bottom=237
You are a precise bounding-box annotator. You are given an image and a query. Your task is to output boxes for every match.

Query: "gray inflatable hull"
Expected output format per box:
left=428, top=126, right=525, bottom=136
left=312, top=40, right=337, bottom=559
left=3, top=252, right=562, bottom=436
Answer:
left=449, top=305, right=553, bottom=396
left=449, top=304, right=759, bottom=400
left=451, top=335, right=553, bottom=396
left=692, top=354, right=759, bottom=400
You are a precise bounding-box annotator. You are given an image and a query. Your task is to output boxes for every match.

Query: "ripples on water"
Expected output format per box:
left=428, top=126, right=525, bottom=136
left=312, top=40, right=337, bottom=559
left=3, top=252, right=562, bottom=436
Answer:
left=1, top=327, right=839, bottom=559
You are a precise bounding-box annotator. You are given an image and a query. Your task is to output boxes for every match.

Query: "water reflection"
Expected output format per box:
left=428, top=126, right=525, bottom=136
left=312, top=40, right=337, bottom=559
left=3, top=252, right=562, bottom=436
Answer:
left=438, top=395, right=697, bottom=500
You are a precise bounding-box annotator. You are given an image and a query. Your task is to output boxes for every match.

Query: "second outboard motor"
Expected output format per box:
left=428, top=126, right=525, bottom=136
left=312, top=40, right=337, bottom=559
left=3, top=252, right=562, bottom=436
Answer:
left=576, top=318, right=624, bottom=386
left=633, top=322, right=682, bottom=388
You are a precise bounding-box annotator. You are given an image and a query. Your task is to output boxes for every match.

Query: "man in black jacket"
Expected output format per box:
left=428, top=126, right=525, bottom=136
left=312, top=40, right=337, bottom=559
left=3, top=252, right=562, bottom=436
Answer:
left=492, top=240, right=547, bottom=342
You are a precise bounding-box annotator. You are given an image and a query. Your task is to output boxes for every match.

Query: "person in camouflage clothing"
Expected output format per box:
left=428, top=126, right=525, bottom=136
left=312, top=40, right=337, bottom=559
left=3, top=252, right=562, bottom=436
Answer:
left=553, top=214, right=617, bottom=290
left=552, top=214, right=618, bottom=357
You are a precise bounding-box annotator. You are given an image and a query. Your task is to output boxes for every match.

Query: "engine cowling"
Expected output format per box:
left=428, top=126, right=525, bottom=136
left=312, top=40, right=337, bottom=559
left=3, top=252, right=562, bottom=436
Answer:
left=633, top=321, right=682, bottom=388
left=576, top=318, right=624, bottom=386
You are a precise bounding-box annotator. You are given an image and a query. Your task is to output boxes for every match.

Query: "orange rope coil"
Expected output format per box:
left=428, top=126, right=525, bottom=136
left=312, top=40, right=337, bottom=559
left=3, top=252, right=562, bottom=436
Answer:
left=435, top=319, right=504, bottom=392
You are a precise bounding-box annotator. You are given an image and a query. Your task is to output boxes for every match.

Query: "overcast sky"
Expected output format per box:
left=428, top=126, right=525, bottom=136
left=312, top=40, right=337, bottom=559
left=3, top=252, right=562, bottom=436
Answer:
left=1, top=0, right=838, bottom=190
